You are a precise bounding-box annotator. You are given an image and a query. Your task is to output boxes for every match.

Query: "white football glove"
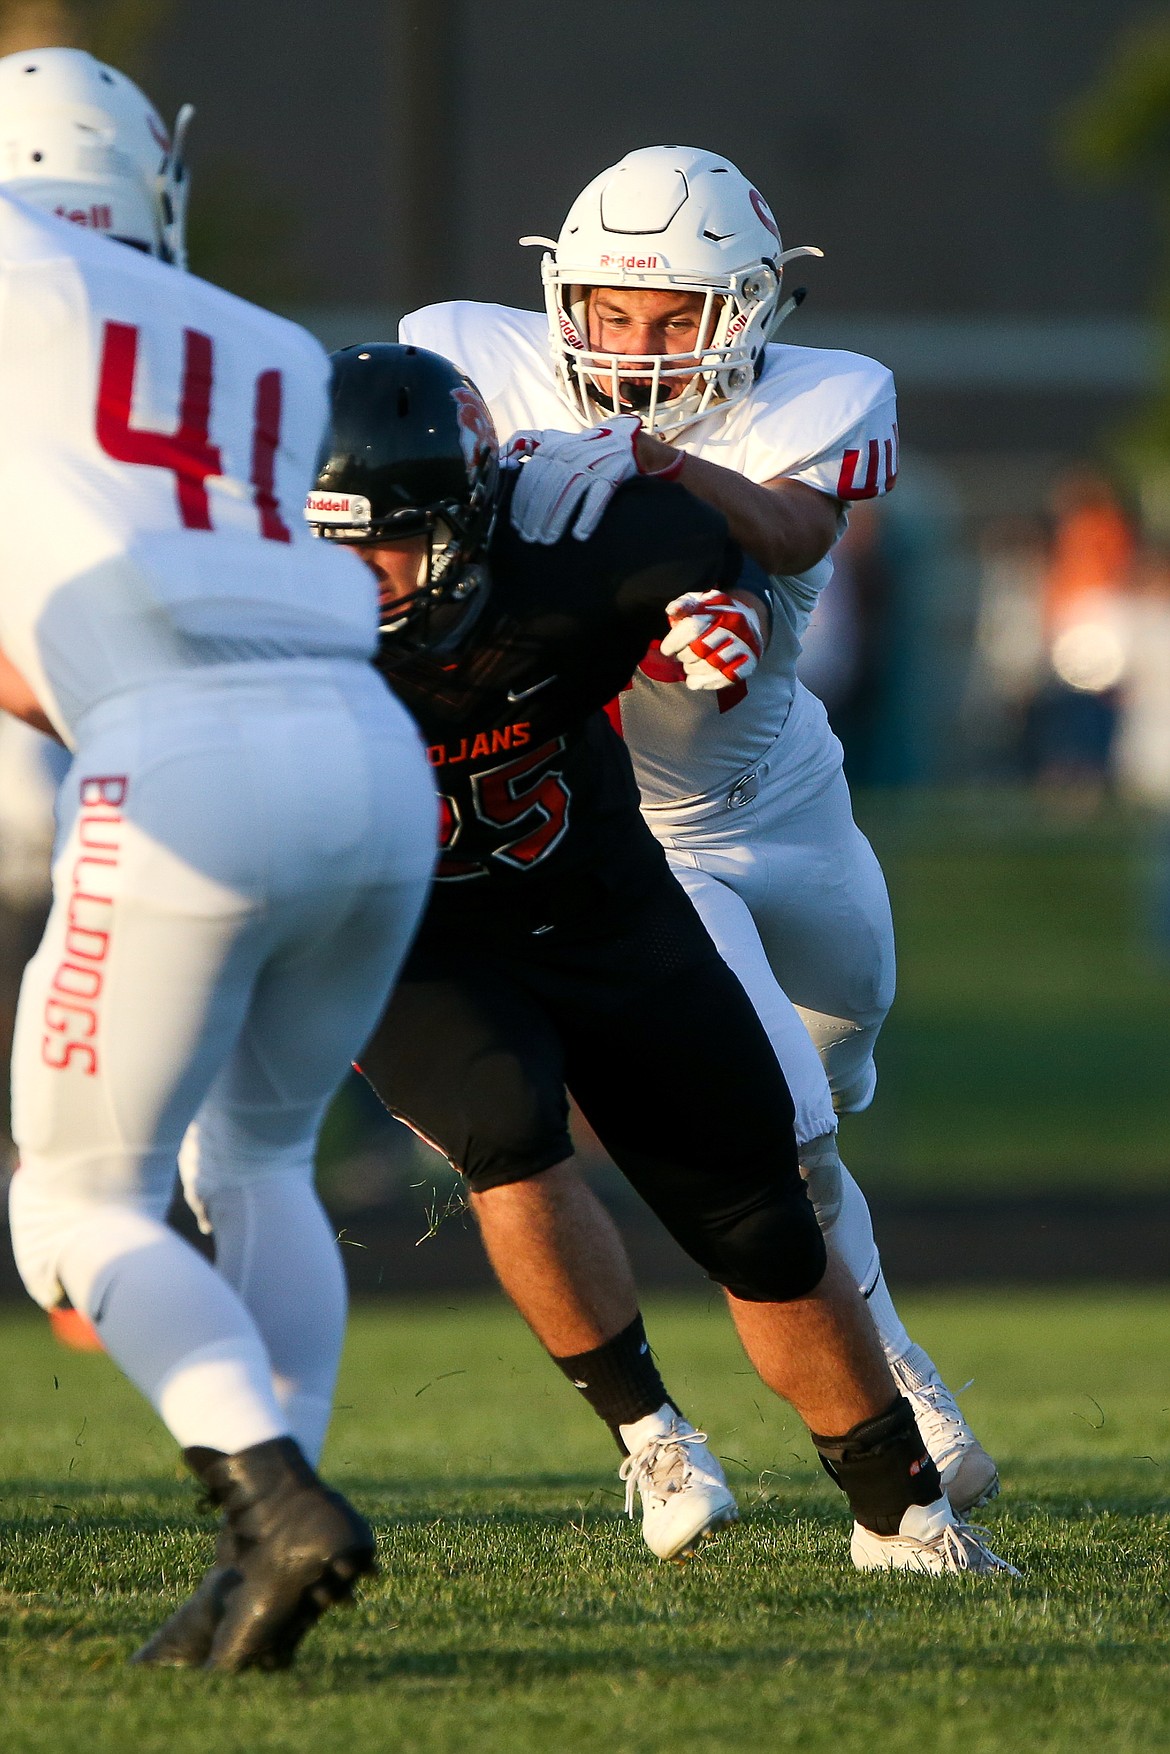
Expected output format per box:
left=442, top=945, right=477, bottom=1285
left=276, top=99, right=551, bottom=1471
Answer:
left=499, top=430, right=543, bottom=469
left=660, top=590, right=765, bottom=691
left=507, top=416, right=683, bottom=544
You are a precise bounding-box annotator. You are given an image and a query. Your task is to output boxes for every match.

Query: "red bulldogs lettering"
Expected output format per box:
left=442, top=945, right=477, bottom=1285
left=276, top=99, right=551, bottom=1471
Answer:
left=41, top=776, right=127, bottom=1075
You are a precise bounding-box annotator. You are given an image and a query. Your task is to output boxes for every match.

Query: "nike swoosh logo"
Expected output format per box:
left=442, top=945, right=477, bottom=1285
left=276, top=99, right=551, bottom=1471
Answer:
left=506, top=676, right=557, bottom=704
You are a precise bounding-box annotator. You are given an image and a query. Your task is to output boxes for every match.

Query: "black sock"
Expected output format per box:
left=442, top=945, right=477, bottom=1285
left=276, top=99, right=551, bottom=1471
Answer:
left=552, top=1312, right=679, bottom=1452
left=811, top=1395, right=942, bottom=1535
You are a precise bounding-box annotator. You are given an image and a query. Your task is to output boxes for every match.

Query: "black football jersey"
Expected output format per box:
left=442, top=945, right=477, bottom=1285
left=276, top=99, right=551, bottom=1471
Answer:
left=377, top=473, right=758, bottom=913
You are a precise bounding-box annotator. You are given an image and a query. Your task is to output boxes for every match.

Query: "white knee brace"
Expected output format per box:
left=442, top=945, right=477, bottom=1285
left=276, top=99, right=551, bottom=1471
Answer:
left=794, top=1007, right=879, bottom=1114
left=798, top=1137, right=884, bottom=1308
left=797, top=1130, right=844, bottom=1232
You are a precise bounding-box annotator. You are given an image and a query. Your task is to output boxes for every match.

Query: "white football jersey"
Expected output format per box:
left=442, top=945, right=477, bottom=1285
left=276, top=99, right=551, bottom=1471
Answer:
left=0, top=192, right=377, bottom=745
left=401, top=300, right=897, bottom=809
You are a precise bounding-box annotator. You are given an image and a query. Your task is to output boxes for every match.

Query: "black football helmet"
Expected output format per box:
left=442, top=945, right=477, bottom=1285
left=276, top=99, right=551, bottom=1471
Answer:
left=305, top=342, right=500, bottom=650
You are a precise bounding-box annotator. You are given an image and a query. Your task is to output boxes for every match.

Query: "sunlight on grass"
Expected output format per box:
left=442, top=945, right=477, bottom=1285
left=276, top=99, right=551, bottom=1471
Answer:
left=1, top=1292, right=1168, bottom=1752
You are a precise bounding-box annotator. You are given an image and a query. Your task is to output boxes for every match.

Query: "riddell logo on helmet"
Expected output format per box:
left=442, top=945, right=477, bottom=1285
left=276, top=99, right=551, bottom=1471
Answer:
left=304, top=490, right=371, bottom=525
left=557, top=309, right=585, bottom=350
left=598, top=252, right=662, bottom=271
left=55, top=203, right=114, bottom=232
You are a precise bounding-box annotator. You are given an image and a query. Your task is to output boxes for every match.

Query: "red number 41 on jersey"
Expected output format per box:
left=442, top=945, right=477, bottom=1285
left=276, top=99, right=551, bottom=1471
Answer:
left=95, top=320, right=292, bottom=543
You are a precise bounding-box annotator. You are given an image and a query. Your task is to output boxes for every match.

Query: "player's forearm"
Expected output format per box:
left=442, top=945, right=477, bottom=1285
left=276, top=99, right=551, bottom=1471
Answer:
left=0, top=643, right=60, bottom=739
left=637, top=433, right=838, bottom=576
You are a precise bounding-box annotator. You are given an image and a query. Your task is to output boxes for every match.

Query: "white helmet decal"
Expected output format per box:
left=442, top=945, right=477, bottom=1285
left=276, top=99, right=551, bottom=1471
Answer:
left=521, top=145, right=822, bottom=437
left=599, top=158, right=688, bottom=232
left=0, top=46, right=193, bottom=267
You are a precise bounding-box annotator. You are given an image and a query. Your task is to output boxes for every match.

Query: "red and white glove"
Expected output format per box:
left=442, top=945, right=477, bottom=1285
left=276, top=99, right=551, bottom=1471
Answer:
left=498, top=429, right=544, bottom=468
left=506, top=415, right=684, bottom=544
left=660, top=590, right=765, bottom=691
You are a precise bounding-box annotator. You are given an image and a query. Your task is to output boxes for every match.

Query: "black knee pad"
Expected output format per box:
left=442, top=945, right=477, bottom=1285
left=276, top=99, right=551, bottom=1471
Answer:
left=685, top=1180, right=828, bottom=1303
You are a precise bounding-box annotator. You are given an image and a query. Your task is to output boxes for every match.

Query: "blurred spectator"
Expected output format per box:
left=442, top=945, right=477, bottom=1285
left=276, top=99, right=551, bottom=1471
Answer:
left=798, top=501, right=894, bottom=779
left=1114, top=544, right=1170, bottom=806
left=797, top=514, right=867, bottom=715
left=1030, top=467, right=1137, bottom=802
left=1044, top=465, right=1137, bottom=631
left=1111, top=544, right=1170, bottom=963
left=965, top=516, right=1049, bottom=775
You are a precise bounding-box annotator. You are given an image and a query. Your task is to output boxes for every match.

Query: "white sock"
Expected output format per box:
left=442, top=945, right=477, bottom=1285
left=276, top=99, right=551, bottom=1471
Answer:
left=619, top=1401, right=683, bottom=1452
left=205, top=1176, right=347, bottom=1466
left=57, top=1209, right=288, bottom=1454
left=829, top=1162, right=913, bottom=1364
left=888, top=1340, right=942, bottom=1391
left=864, top=1270, right=914, bottom=1367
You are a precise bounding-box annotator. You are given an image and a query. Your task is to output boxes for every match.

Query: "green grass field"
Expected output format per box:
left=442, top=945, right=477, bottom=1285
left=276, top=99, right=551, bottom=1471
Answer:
left=843, top=792, right=1170, bottom=1190
left=2, top=1291, right=1168, bottom=1753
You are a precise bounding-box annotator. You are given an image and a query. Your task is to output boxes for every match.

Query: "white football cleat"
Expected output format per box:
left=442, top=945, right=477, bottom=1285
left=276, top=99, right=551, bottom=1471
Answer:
left=851, top=1497, right=1019, bottom=1576
left=891, top=1344, right=1000, bottom=1515
left=618, top=1404, right=739, bottom=1561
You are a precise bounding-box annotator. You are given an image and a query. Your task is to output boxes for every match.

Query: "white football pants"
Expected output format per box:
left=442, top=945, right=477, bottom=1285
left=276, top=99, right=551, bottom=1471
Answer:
left=651, top=766, right=895, bottom=1136
left=8, top=659, right=436, bottom=1457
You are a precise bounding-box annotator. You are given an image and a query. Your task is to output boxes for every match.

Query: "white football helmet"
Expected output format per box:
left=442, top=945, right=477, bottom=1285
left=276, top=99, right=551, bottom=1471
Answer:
left=0, top=46, right=192, bottom=266
left=521, top=145, right=822, bottom=437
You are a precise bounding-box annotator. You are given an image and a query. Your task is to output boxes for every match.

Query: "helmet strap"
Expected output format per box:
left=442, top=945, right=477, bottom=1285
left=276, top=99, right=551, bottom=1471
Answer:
left=158, top=102, right=195, bottom=268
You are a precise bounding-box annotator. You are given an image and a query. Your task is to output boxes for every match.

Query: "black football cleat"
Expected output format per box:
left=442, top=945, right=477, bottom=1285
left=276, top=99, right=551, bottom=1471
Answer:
left=180, top=1437, right=376, bottom=1672
left=132, top=1519, right=241, bottom=1667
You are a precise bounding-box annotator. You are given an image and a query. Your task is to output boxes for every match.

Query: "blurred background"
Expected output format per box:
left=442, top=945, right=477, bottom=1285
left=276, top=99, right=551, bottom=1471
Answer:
left=2, top=0, right=1170, bottom=1289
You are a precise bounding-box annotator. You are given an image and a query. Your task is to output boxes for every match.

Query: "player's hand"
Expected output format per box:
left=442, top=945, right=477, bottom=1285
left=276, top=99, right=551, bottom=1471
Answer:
left=498, top=429, right=544, bottom=470
left=508, top=416, right=679, bottom=544
left=660, top=590, right=764, bottom=691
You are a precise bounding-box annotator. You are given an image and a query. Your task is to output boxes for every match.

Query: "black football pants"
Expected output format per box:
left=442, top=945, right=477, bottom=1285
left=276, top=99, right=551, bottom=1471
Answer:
left=358, top=866, right=827, bottom=1301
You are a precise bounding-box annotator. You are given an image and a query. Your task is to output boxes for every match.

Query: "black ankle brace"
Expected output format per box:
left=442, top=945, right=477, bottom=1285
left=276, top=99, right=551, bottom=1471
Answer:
left=552, top=1312, right=678, bottom=1451
left=811, top=1395, right=942, bottom=1535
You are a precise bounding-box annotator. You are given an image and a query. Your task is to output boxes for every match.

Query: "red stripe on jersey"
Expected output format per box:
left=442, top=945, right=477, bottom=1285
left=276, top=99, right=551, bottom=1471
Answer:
left=251, top=369, right=292, bottom=543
